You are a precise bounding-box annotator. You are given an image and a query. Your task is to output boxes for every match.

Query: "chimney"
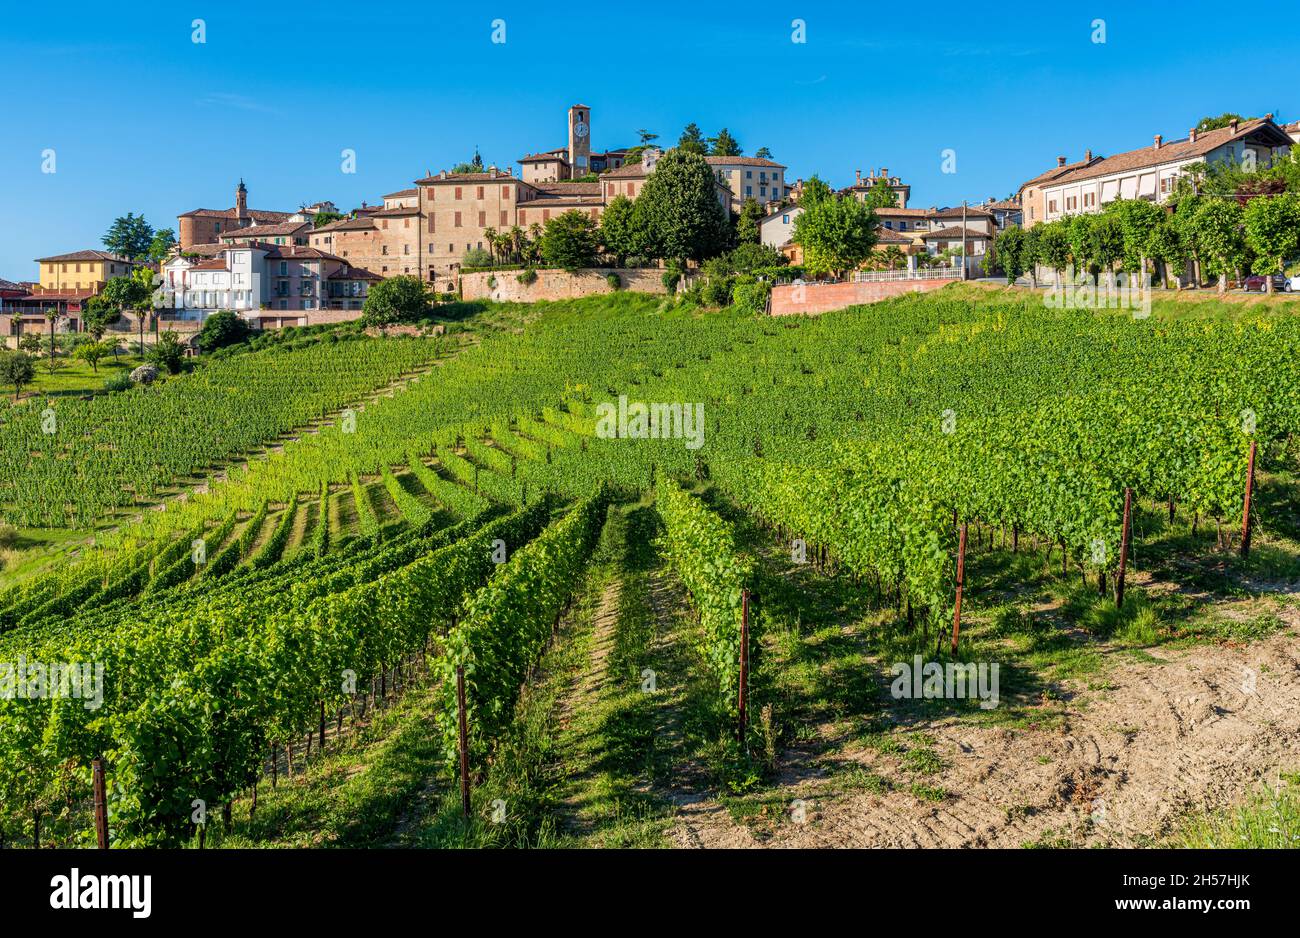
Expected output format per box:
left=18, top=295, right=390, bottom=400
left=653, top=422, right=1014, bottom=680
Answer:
left=881, top=167, right=888, bottom=178
left=856, top=169, right=862, bottom=184
left=1265, top=112, right=1274, bottom=121
left=1228, top=118, right=1239, bottom=133
left=440, top=170, right=447, bottom=179
left=1154, top=134, right=1162, bottom=149
left=1057, top=155, right=1067, bottom=167
left=1085, top=149, right=1092, bottom=162
left=1189, top=127, right=1198, bottom=143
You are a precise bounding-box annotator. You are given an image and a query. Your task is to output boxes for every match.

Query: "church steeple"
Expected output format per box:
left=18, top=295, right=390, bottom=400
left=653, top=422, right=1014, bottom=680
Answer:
left=236, top=179, right=248, bottom=218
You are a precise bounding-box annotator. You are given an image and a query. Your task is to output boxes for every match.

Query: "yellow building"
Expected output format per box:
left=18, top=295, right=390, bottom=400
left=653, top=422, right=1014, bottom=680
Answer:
left=35, top=250, right=142, bottom=293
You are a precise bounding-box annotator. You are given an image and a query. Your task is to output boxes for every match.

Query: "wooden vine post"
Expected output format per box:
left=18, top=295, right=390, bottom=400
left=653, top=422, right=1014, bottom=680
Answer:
left=92, top=758, right=109, bottom=849
left=738, top=589, right=750, bottom=745
left=950, top=523, right=967, bottom=655
left=456, top=664, right=471, bottom=820
left=1240, top=440, right=1257, bottom=558
left=1115, top=488, right=1133, bottom=609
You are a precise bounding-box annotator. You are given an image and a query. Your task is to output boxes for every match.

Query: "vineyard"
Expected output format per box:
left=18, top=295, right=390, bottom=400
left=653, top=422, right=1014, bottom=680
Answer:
left=1, top=284, right=1299, bottom=849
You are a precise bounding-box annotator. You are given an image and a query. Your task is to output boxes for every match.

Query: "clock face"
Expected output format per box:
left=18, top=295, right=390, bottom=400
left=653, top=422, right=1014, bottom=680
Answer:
left=574, top=121, right=589, bottom=139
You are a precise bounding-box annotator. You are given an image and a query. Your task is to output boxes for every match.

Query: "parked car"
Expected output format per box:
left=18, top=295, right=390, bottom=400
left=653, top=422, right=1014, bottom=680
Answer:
left=1243, top=274, right=1286, bottom=292
left=1285, top=275, right=1300, bottom=293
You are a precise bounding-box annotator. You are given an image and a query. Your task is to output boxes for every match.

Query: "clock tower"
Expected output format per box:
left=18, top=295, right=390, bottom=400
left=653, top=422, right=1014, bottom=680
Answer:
left=568, top=104, right=591, bottom=179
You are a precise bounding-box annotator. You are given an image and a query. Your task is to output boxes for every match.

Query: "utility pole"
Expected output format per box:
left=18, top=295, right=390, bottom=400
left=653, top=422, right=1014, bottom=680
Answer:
left=961, top=200, right=968, bottom=280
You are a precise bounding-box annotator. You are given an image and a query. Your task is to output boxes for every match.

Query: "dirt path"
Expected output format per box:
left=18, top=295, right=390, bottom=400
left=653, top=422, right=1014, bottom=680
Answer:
left=668, top=625, right=1300, bottom=848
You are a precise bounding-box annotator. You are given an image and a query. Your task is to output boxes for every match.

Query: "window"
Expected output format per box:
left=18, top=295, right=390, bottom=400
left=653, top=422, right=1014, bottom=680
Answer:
left=760, top=186, right=767, bottom=197
left=403, top=245, right=410, bottom=255
left=448, top=244, right=454, bottom=253
left=500, top=210, right=508, bottom=226
left=746, top=171, right=752, bottom=179
left=1083, top=192, right=1096, bottom=207
left=626, top=183, right=634, bottom=195
left=382, top=245, right=389, bottom=255
left=1066, top=196, right=1077, bottom=211
left=476, top=186, right=484, bottom=199
left=454, top=211, right=462, bottom=227
left=382, top=219, right=389, bottom=229
left=279, top=261, right=288, bottom=275
left=501, top=186, right=510, bottom=199
left=1047, top=199, right=1058, bottom=214
left=518, top=210, right=526, bottom=224
left=745, top=186, right=752, bottom=196
left=454, top=187, right=462, bottom=200
left=427, top=215, right=435, bottom=232
left=478, top=211, right=486, bottom=226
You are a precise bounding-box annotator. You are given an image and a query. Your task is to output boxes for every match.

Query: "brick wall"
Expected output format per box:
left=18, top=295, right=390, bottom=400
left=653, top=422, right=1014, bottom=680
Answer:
left=460, top=267, right=667, bottom=302
left=769, top=278, right=956, bottom=316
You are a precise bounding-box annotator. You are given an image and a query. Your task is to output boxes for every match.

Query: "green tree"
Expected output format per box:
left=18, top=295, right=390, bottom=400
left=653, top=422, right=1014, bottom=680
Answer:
left=735, top=198, right=765, bottom=244
left=0, top=351, right=35, bottom=400
left=1066, top=214, right=1096, bottom=277
left=862, top=179, right=899, bottom=210
left=792, top=193, right=879, bottom=279
left=102, top=274, right=152, bottom=352
left=678, top=123, right=706, bottom=155
left=632, top=149, right=731, bottom=263
left=994, top=225, right=1027, bottom=284
left=196, top=310, right=253, bottom=352
left=540, top=210, right=600, bottom=272
left=81, top=295, right=121, bottom=340
left=1146, top=217, right=1188, bottom=288
left=754, top=147, right=773, bottom=160
left=18, top=333, right=42, bottom=355
left=1037, top=221, right=1072, bottom=284
left=74, top=340, right=112, bottom=373
left=360, top=275, right=431, bottom=328
left=1196, top=112, right=1251, bottom=133
left=1171, top=193, right=1207, bottom=285
left=599, top=195, right=639, bottom=265
left=726, top=241, right=787, bottom=274
left=102, top=212, right=155, bottom=260
left=1105, top=198, right=1164, bottom=279
left=312, top=212, right=345, bottom=228
left=709, top=128, right=742, bottom=157
left=148, top=330, right=186, bottom=374
left=1244, top=192, right=1300, bottom=292
left=800, top=175, right=834, bottom=206
left=637, top=129, right=659, bottom=146
left=1193, top=199, right=1247, bottom=293
left=147, top=228, right=177, bottom=263
left=1021, top=224, right=1043, bottom=287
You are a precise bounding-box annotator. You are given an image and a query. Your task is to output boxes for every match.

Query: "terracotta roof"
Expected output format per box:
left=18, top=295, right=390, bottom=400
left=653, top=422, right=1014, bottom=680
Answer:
left=874, top=207, right=934, bottom=218
left=600, top=162, right=652, bottom=179
left=519, top=152, right=569, bottom=164
left=178, top=207, right=294, bottom=221
left=191, top=258, right=229, bottom=271
left=311, top=217, right=376, bottom=234
left=873, top=228, right=913, bottom=244
left=0, top=278, right=30, bottom=293
left=370, top=206, right=421, bottom=217
left=1018, top=155, right=1101, bottom=193
left=932, top=206, right=994, bottom=218
left=327, top=266, right=382, bottom=281
left=921, top=226, right=992, bottom=240
left=178, top=243, right=228, bottom=257
left=415, top=171, right=521, bottom=184
left=263, top=246, right=344, bottom=261
left=983, top=198, right=1021, bottom=210
left=16, top=289, right=96, bottom=301
left=35, top=249, right=138, bottom=263
left=524, top=198, right=603, bottom=210
left=703, top=155, right=786, bottom=169
left=218, top=221, right=311, bottom=240
left=1045, top=119, right=1291, bottom=188
left=383, top=188, right=418, bottom=199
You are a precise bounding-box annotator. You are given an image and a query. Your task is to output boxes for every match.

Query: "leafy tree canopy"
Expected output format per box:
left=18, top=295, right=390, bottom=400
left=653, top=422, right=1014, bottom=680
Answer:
left=102, top=212, right=155, bottom=260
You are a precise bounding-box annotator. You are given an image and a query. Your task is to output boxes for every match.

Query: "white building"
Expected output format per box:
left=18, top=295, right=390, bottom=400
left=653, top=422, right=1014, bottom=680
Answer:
left=1024, top=116, right=1293, bottom=228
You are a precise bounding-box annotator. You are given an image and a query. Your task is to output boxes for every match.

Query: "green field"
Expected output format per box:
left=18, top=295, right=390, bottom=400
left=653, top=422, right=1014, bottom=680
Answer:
left=1, top=284, right=1298, bottom=849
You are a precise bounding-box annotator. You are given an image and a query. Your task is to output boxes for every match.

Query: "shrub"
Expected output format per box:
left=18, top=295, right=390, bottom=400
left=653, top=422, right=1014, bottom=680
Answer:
left=129, top=364, right=159, bottom=385
left=662, top=270, right=681, bottom=292
left=606, top=272, right=621, bottom=290
left=516, top=268, right=538, bottom=285
left=701, top=276, right=733, bottom=307
left=731, top=278, right=771, bottom=315
left=487, top=275, right=498, bottom=289
left=103, top=371, right=133, bottom=392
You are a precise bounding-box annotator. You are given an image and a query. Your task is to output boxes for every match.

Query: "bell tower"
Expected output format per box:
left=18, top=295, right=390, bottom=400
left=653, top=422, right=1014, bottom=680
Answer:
left=235, top=178, right=248, bottom=219
left=568, top=104, right=591, bottom=179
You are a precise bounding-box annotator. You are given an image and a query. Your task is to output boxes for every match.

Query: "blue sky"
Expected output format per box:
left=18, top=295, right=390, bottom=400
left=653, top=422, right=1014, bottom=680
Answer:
left=2, top=1, right=1298, bottom=278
